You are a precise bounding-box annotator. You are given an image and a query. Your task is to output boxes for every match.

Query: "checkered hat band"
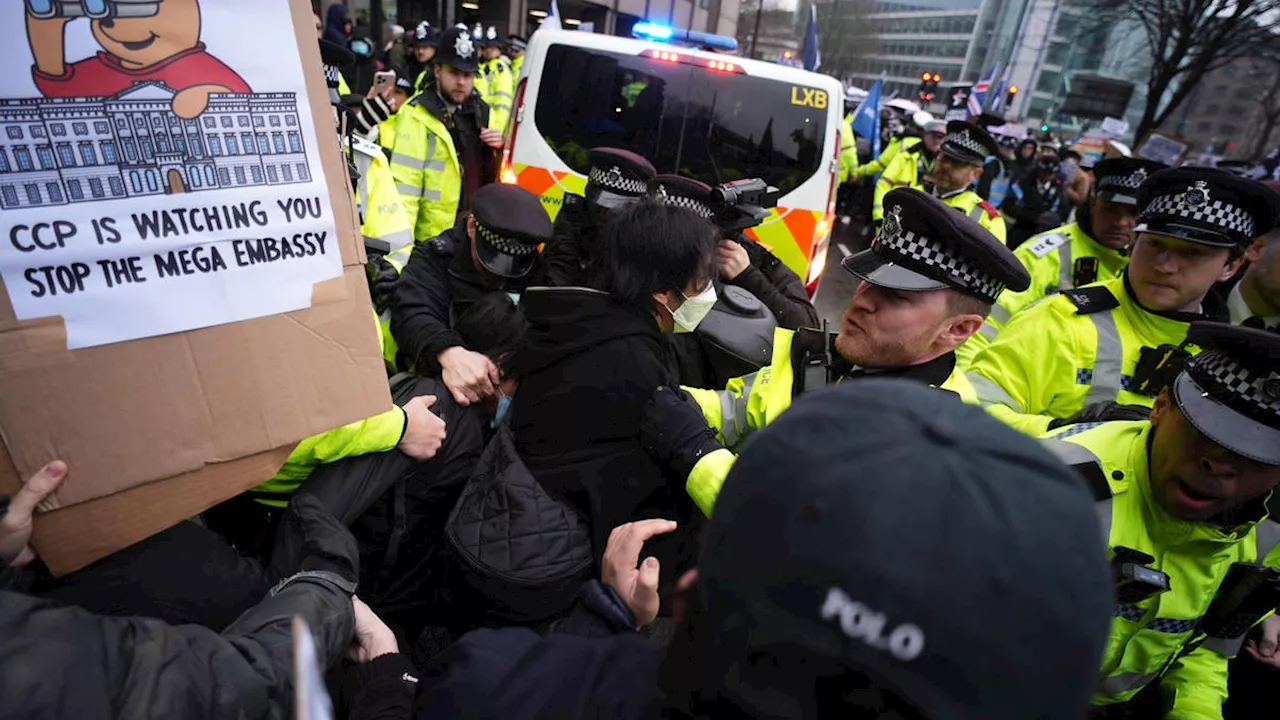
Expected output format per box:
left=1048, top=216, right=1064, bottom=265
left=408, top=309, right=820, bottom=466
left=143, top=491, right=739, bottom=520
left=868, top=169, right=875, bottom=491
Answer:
left=943, top=130, right=985, bottom=158
left=876, top=225, right=1004, bottom=302
left=324, top=65, right=341, bottom=87
left=1189, top=350, right=1280, bottom=425
left=661, top=194, right=715, bottom=219
left=588, top=167, right=649, bottom=196
left=477, top=223, right=538, bottom=256
left=1143, top=193, right=1254, bottom=238
left=1105, top=171, right=1148, bottom=191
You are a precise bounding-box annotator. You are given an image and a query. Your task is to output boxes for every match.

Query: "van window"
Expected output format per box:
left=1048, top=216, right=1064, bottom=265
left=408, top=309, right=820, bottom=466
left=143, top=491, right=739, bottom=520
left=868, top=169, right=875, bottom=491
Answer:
left=534, top=44, right=828, bottom=195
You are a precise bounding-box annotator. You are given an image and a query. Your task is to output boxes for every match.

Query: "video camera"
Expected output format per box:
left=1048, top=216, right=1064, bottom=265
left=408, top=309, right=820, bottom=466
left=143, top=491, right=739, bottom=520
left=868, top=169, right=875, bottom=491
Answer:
left=710, top=178, right=780, bottom=233
left=26, top=0, right=160, bottom=19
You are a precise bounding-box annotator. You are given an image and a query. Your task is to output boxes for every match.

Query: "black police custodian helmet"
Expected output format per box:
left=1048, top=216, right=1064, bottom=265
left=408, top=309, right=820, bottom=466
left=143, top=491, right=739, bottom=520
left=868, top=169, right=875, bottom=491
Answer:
left=585, top=148, right=656, bottom=209
left=410, top=21, right=439, bottom=47
left=698, top=380, right=1112, bottom=719
left=939, top=120, right=999, bottom=166
left=843, top=187, right=1030, bottom=304
left=471, top=184, right=553, bottom=278
left=433, top=26, right=480, bottom=73
left=1092, top=157, right=1167, bottom=206
left=1136, top=167, right=1280, bottom=248
left=1173, top=322, right=1280, bottom=465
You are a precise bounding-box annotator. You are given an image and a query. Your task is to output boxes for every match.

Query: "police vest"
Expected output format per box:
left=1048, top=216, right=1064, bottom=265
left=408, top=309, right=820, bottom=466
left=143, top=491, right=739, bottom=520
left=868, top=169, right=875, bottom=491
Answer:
left=1042, top=421, right=1280, bottom=716
left=387, top=98, right=464, bottom=242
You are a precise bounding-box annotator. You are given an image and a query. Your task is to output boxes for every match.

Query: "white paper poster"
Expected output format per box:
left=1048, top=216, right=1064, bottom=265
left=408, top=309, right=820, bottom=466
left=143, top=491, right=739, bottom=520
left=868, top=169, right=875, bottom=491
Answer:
left=0, top=0, right=343, bottom=349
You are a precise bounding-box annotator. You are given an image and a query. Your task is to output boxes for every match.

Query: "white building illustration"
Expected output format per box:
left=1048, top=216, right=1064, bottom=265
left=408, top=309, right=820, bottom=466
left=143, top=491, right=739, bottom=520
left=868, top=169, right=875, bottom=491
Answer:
left=0, top=82, right=310, bottom=210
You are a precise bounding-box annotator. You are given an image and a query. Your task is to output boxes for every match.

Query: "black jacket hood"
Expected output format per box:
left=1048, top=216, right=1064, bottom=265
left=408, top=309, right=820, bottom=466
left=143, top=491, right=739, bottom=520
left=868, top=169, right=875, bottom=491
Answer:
left=509, top=287, right=662, bottom=377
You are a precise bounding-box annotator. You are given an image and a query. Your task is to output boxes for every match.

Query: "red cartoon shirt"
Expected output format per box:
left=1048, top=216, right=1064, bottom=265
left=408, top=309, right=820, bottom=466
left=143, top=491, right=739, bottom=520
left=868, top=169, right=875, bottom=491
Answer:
left=33, top=43, right=250, bottom=98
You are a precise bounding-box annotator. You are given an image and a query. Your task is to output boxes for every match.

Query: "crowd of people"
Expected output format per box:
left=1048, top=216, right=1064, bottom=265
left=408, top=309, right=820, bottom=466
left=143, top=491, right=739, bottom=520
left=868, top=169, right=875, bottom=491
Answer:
left=3, top=8, right=1280, bottom=719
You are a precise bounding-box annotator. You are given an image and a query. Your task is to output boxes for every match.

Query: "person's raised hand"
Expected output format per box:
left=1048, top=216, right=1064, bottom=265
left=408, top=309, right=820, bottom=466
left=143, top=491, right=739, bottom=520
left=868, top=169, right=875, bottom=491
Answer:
left=0, top=460, right=67, bottom=566
left=601, top=518, right=678, bottom=628
left=438, top=346, right=501, bottom=406
left=1246, top=614, right=1280, bottom=669
left=717, top=239, right=750, bottom=281
left=348, top=596, right=400, bottom=663
left=398, top=395, right=447, bottom=460
left=479, top=128, right=504, bottom=149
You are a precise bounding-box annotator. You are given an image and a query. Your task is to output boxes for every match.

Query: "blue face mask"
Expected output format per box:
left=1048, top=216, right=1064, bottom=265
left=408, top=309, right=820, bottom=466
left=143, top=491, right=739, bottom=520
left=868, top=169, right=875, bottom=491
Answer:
left=492, top=393, right=512, bottom=427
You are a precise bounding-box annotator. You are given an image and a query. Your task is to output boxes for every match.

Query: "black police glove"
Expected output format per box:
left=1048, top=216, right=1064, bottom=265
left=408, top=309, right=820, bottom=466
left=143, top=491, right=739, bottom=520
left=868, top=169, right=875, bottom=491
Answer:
left=1047, top=401, right=1152, bottom=430
left=641, top=386, right=725, bottom=480
left=368, top=256, right=399, bottom=315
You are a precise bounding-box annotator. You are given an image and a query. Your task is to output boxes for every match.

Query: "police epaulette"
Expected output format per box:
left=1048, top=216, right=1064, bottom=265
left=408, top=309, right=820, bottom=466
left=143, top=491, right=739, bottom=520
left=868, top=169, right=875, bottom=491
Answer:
left=427, top=234, right=456, bottom=257
left=1062, top=286, right=1119, bottom=315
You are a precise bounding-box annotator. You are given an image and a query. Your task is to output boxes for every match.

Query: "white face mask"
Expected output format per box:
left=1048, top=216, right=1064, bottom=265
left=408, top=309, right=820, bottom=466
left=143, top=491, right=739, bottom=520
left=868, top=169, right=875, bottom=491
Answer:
left=664, top=282, right=717, bottom=333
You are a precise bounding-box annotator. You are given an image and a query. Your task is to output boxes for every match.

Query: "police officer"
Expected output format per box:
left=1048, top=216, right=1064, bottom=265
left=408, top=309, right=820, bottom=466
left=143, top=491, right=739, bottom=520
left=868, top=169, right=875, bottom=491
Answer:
left=642, top=187, right=1031, bottom=515
left=474, top=25, right=514, bottom=132
left=849, top=102, right=918, bottom=180
left=1227, top=188, right=1280, bottom=330
left=955, top=157, right=1168, bottom=368
left=1041, top=321, right=1280, bottom=719
left=542, top=147, right=656, bottom=287
left=838, top=90, right=860, bottom=185
left=872, top=118, right=944, bottom=224
left=966, top=168, right=1280, bottom=436
left=927, top=120, right=1007, bottom=243
left=507, top=35, right=527, bottom=76
left=391, top=183, right=552, bottom=406
left=404, top=21, right=439, bottom=92
left=653, top=174, right=818, bottom=331
left=387, top=26, right=501, bottom=243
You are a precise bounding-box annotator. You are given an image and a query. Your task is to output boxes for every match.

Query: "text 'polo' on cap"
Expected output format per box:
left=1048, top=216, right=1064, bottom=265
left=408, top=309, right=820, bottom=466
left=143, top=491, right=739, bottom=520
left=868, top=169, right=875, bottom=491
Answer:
left=585, top=148, right=656, bottom=208
left=1173, top=321, right=1280, bottom=465
left=842, top=187, right=1030, bottom=303
left=653, top=174, right=715, bottom=219
left=1092, top=157, right=1167, bottom=206
left=938, top=120, right=999, bottom=166
left=698, top=380, right=1113, bottom=720
left=1136, top=167, right=1280, bottom=248
left=471, top=184, right=553, bottom=278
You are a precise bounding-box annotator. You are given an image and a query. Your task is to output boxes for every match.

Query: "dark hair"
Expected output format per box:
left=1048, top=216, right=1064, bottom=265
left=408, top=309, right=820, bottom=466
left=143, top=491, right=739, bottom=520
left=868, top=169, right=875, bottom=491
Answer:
left=589, top=201, right=717, bottom=316
left=455, top=292, right=528, bottom=372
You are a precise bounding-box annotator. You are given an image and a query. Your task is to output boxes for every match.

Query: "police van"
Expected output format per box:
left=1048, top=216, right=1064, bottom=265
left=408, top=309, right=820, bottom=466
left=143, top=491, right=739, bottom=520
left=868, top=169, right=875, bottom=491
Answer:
left=500, top=26, right=843, bottom=293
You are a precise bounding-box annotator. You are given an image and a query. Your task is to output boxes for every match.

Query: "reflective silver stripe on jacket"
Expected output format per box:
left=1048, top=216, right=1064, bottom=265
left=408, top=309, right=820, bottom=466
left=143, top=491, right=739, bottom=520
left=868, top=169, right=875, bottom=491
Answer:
left=1040, top=438, right=1112, bottom=543
left=1255, top=519, right=1280, bottom=562
left=967, top=372, right=1024, bottom=412
left=354, top=152, right=374, bottom=216
left=1202, top=634, right=1248, bottom=658
left=717, top=372, right=759, bottom=449
left=968, top=203, right=985, bottom=222
left=1098, top=670, right=1158, bottom=696
left=1058, top=241, right=1074, bottom=291
left=1084, top=310, right=1124, bottom=405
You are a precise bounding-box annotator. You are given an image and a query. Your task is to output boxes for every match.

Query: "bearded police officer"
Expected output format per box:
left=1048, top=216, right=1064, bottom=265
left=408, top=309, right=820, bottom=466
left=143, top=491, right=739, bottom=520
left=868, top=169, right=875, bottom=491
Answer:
left=956, top=157, right=1168, bottom=368
left=929, top=120, right=1007, bottom=243
left=391, top=183, right=551, bottom=406
left=642, top=187, right=1031, bottom=516
left=1041, top=322, right=1280, bottom=719
left=967, top=168, right=1280, bottom=436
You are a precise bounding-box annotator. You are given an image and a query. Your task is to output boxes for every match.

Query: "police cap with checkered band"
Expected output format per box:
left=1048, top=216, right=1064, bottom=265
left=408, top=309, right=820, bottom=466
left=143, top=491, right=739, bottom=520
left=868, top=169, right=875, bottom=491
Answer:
left=842, top=187, right=1030, bottom=304
left=1173, top=322, right=1280, bottom=465
left=1136, top=167, right=1280, bottom=248
left=471, top=183, right=553, bottom=278
left=1092, top=157, right=1167, bottom=206
left=585, top=148, right=656, bottom=209
left=652, top=174, right=716, bottom=219
left=938, top=120, right=999, bottom=167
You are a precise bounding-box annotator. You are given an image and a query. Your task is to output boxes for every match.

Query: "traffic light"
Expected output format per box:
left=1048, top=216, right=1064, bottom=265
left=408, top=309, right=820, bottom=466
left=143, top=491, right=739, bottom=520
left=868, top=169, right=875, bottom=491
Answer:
left=1006, top=85, right=1018, bottom=107
left=918, top=72, right=941, bottom=102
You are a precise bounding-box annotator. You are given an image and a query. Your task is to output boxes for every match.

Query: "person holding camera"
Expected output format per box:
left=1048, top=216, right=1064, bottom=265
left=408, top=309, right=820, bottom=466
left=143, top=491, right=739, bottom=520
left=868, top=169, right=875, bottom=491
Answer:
left=642, top=188, right=1030, bottom=516
left=1001, top=145, right=1070, bottom=249
left=652, top=174, right=818, bottom=331
left=1041, top=321, right=1280, bottom=720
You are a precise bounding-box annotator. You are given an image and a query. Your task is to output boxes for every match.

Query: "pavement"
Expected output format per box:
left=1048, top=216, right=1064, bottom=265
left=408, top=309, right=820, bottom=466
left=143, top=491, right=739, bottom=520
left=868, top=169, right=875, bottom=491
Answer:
left=811, top=215, right=873, bottom=328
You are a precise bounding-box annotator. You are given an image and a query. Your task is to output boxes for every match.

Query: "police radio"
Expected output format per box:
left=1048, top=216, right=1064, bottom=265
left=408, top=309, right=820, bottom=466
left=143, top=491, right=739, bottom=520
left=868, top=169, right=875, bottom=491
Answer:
left=1112, top=546, right=1171, bottom=604
left=710, top=179, right=781, bottom=233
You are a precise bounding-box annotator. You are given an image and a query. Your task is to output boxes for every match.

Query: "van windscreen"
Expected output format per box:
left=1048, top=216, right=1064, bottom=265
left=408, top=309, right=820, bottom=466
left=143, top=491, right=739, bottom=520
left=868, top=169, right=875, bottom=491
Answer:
left=533, top=44, right=829, bottom=195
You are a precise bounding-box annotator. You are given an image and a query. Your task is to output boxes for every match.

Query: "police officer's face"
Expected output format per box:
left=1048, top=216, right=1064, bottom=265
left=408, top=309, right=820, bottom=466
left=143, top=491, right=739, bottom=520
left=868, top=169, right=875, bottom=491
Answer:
left=436, top=64, right=476, bottom=104
left=415, top=44, right=437, bottom=63
left=922, top=131, right=945, bottom=154
left=482, top=46, right=502, bottom=60
left=836, top=283, right=980, bottom=367
left=1149, top=390, right=1280, bottom=521
left=1128, top=233, right=1243, bottom=313
left=933, top=154, right=982, bottom=195
left=1090, top=197, right=1139, bottom=250
left=1242, top=236, right=1280, bottom=314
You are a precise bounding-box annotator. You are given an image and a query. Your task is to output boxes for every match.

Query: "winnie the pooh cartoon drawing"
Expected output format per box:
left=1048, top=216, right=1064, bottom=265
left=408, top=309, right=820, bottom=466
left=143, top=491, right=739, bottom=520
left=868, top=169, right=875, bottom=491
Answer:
left=25, top=0, right=251, bottom=119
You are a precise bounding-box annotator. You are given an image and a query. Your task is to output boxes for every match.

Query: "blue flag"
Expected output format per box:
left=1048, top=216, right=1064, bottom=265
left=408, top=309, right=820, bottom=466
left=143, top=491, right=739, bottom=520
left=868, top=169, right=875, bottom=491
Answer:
left=801, top=5, right=820, bottom=72
left=851, top=77, right=882, bottom=157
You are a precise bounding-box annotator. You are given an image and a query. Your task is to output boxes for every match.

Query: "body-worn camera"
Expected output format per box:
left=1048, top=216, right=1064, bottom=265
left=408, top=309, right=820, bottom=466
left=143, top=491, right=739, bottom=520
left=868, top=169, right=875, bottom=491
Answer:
left=27, top=0, right=160, bottom=20
left=1113, top=546, right=1171, bottom=604
left=1131, top=343, right=1193, bottom=397
left=710, top=178, right=781, bottom=233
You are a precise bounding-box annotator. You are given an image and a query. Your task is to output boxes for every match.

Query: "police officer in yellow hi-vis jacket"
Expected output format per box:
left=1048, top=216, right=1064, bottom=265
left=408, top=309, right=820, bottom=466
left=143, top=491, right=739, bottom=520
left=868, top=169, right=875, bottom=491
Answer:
left=872, top=118, right=943, bottom=222
left=1041, top=321, right=1280, bottom=720
left=928, top=120, right=1007, bottom=243
left=387, top=26, right=500, bottom=244
left=640, top=187, right=1031, bottom=516
left=474, top=25, right=515, bottom=132
left=956, top=156, right=1168, bottom=368
left=967, top=168, right=1280, bottom=437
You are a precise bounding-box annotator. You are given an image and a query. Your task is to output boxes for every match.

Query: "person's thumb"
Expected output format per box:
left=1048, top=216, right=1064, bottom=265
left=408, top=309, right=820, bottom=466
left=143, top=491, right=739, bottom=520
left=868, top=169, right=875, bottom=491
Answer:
left=11, top=460, right=67, bottom=518
left=638, top=556, right=661, bottom=593
left=421, top=395, right=437, bottom=409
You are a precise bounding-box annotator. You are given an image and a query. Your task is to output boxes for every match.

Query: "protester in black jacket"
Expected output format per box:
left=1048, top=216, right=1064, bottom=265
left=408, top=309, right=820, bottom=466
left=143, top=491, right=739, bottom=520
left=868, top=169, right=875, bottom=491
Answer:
left=1001, top=150, right=1069, bottom=249
left=504, top=202, right=717, bottom=580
